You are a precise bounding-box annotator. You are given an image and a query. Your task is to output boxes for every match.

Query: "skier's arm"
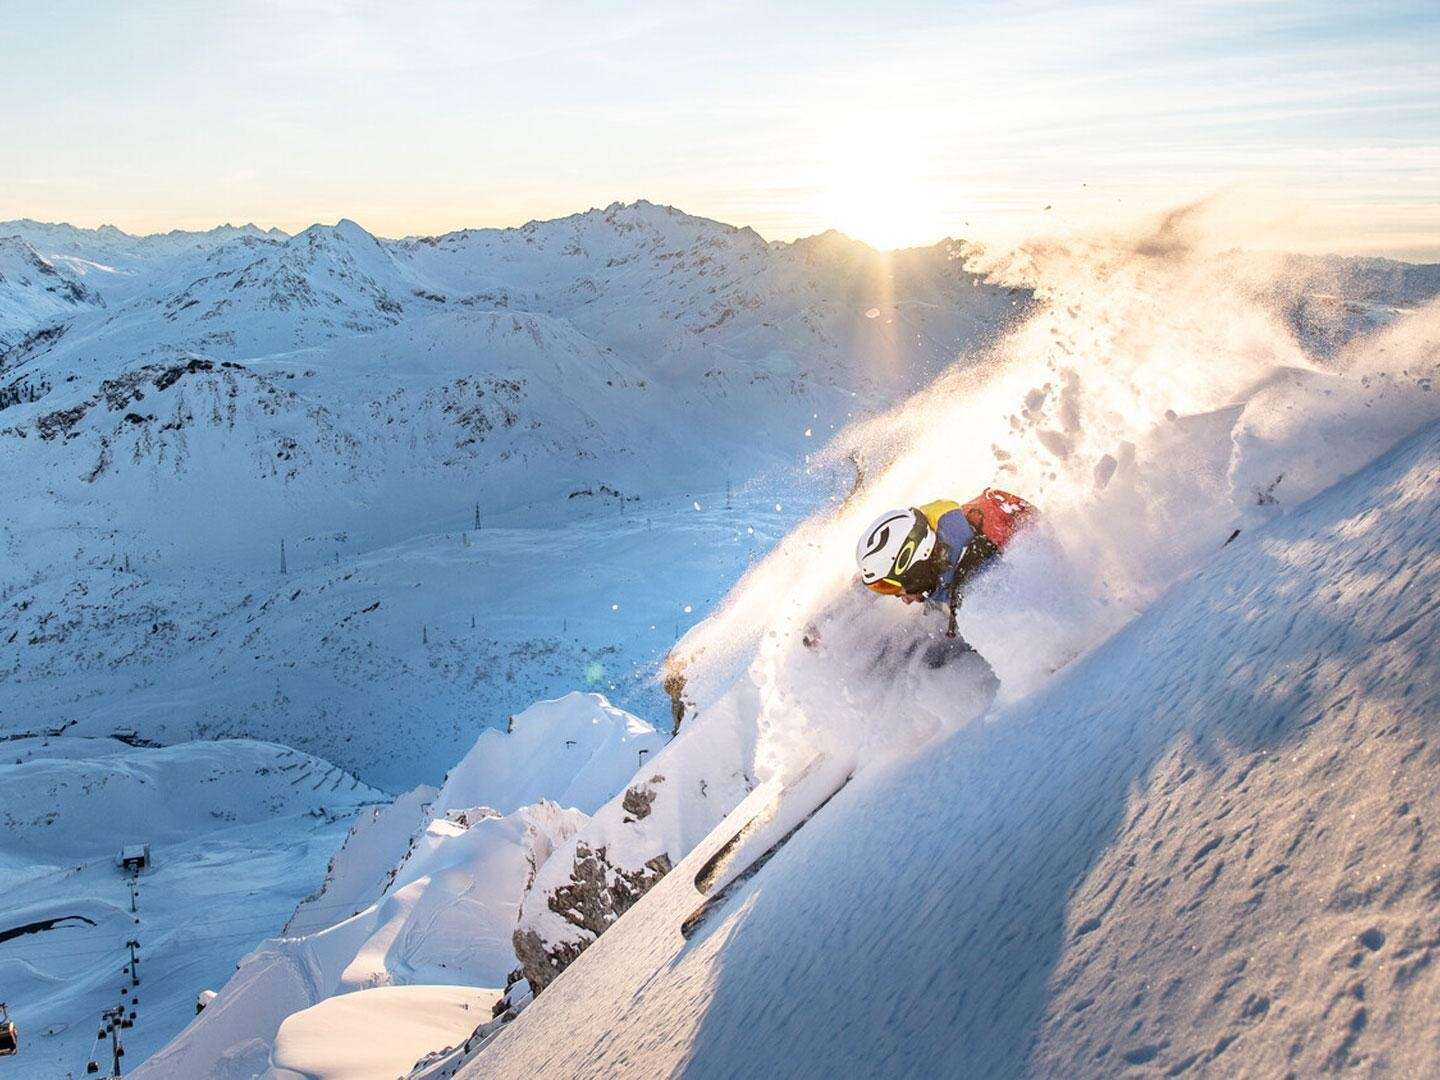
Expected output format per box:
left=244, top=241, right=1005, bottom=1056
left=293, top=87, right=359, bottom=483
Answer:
left=944, top=536, right=998, bottom=638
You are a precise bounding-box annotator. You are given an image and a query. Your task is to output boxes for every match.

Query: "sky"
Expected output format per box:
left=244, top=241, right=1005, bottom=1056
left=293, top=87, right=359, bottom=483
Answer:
left=2, top=0, right=1437, bottom=257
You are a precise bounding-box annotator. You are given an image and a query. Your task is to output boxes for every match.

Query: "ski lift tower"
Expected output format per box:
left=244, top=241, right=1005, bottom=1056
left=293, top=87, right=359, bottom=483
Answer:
left=116, top=844, right=151, bottom=873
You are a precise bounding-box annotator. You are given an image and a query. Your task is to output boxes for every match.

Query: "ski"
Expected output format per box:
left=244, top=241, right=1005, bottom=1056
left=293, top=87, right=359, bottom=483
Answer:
left=682, top=755, right=852, bottom=940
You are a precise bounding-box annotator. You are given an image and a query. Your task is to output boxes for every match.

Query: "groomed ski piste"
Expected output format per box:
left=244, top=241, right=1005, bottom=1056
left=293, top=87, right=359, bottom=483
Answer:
left=0, top=738, right=384, bottom=1078
left=7, top=200, right=1440, bottom=1078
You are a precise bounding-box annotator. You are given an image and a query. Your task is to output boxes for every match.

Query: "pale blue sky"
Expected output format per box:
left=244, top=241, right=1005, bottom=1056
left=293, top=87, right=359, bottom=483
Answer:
left=2, top=1, right=1436, bottom=255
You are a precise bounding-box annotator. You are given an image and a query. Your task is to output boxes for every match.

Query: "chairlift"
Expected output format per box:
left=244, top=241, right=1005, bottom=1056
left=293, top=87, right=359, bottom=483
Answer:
left=0, top=1002, right=16, bottom=1056
left=87, top=1061, right=100, bottom=1074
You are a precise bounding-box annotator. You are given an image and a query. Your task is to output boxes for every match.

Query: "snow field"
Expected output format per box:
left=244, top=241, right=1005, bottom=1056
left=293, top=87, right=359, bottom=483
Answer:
left=267, top=984, right=499, bottom=1080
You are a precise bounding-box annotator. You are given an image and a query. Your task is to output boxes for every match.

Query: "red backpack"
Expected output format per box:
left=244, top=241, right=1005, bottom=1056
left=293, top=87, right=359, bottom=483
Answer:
left=960, top=488, right=1038, bottom=551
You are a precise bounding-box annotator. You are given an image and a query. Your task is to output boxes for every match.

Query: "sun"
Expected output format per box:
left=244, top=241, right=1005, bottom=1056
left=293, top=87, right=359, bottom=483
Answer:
left=810, top=129, right=949, bottom=250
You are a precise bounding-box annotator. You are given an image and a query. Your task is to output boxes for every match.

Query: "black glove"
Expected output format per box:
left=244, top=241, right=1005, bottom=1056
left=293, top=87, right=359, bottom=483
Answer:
left=945, top=537, right=998, bottom=638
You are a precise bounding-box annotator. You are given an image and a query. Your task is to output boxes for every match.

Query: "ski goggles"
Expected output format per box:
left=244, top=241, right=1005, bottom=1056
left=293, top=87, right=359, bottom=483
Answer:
left=864, top=576, right=907, bottom=596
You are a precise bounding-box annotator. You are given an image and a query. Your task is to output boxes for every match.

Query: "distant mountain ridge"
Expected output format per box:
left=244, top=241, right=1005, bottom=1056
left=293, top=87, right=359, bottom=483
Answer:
left=0, top=235, right=105, bottom=354
left=0, top=202, right=1020, bottom=512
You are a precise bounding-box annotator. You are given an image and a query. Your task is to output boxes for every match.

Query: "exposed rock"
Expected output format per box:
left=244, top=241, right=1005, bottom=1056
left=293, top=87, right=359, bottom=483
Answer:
left=36, top=402, right=88, bottom=440
left=621, top=775, right=665, bottom=822
left=0, top=323, right=68, bottom=373
left=514, top=842, right=674, bottom=994
left=662, top=661, right=689, bottom=734
left=0, top=374, right=50, bottom=413
left=511, top=927, right=588, bottom=997
left=153, top=356, right=214, bottom=391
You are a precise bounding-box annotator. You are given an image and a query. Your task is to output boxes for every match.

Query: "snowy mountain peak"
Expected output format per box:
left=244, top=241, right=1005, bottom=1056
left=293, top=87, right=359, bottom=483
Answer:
left=293, top=217, right=379, bottom=246
left=332, top=217, right=378, bottom=243
left=0, top=234, right=105, bottom=350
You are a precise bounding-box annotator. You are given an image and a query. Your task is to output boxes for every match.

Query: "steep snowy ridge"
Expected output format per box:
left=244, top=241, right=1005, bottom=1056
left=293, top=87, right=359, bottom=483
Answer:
left=130, top=694, right=659, bottom=1080
left=488, top=212, right=1440, bottom=1002
left=146, top=220, right=429, bottom=355
left=471, top=414, right=1440, bottom=1080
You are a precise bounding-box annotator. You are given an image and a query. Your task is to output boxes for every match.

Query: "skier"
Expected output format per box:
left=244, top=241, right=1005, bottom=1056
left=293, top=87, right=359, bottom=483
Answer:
left=855, top=488, right=1037, bottom=639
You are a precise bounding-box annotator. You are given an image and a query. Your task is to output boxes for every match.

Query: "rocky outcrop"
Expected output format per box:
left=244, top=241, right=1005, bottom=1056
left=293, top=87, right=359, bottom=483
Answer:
left=621, top=775, right=663, bottom=821
left=511, top=928, right=589, bottom=999
left=512, top=842, right=673, bottom=994
left=661, top=660, right=689, bottom=734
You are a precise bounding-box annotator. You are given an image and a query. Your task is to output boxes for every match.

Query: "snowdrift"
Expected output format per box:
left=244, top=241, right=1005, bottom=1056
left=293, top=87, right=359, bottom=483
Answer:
left=436, top=692, right=667, bottom=815
left=269, top=985, right=497, bottom=1080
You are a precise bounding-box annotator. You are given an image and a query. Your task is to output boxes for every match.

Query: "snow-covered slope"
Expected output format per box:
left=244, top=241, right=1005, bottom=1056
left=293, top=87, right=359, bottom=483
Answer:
left=443, top=210, right=1440, bottom=1076
left=0, top=737, right=381, bottom=1080
left=0, top=236, right=103, bottom=356
left=132, top=693, right=656, bottom=1080
left=0, top=488, right=798, bottom=789
left=470, top=411, right=1440, bottom=1080
left=483, top=207, right=1440, bottom=1002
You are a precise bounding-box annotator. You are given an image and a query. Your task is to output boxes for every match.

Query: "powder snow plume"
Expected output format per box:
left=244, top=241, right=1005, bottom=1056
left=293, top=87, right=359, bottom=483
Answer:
left=670, top=197, right=1440, bottom=781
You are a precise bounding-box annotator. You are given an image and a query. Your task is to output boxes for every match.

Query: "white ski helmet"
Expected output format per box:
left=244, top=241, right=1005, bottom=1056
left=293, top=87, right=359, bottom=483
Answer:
left=856, top=508, right=936, bottom=594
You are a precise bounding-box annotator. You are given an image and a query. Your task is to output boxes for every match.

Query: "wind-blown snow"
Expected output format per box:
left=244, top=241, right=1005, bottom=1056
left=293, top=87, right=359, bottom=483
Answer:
left=471, top=413, right=1440, bottom=1079
left=672, top=202, right=1440, bottom=780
